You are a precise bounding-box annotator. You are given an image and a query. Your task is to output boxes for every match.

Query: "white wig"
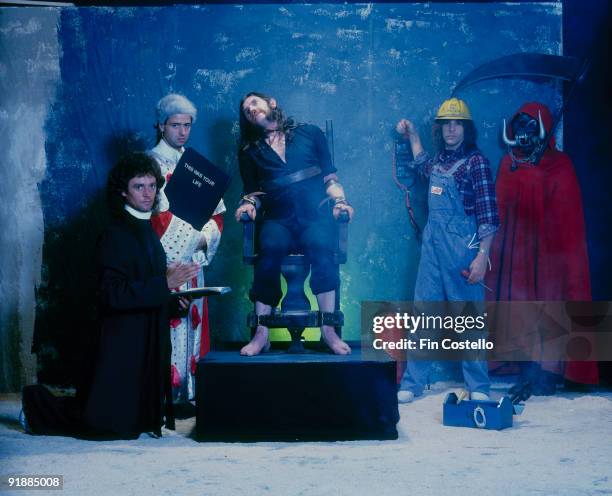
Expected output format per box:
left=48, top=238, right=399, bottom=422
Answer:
left=156, top=93, right=197, bottom=124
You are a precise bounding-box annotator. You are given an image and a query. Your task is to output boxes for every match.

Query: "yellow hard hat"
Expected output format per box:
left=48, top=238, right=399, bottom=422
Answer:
left=435, top=98, right=472, bottom=120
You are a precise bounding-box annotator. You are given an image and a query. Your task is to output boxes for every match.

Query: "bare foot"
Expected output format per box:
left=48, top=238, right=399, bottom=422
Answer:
left=321, top=325, right=351, bottom=355
left=240, top=326, right=270, bottom=356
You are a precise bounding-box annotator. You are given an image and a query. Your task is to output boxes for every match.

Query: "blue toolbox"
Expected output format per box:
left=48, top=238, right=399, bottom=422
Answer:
left=443, top=392, right=525, bottom=430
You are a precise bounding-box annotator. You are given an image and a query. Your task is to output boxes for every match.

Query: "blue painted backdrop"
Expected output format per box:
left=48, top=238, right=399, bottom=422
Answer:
left=36, top=3, right=562, bottom=384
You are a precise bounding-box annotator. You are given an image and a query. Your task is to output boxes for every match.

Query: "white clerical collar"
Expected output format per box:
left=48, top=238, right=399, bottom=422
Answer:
left=157, top=138, right=184, bottom=163
left=125, top=204, right=152, bottom=219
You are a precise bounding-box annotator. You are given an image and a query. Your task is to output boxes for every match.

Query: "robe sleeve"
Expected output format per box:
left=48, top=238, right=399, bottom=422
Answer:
left=196, top=199, right=226, bottom=266
left=543, top=153, right=591, bottom=300
left=547, top=153, right=598, bottom=384
left=96, top=227, right=170, bottom=311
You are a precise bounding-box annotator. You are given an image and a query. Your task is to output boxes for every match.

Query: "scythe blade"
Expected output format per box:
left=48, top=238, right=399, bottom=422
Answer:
left=451, top=53, right=587, bottom=96
left=451, top=53, right=590, bottom=165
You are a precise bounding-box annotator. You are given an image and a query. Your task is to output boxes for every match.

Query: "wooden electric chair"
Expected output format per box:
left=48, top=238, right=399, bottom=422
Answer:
left=240, top=121, right=349, bottom=353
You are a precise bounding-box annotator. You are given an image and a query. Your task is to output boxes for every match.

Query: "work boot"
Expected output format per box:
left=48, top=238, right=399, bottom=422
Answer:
left=397, top=390, right=415, bottom=403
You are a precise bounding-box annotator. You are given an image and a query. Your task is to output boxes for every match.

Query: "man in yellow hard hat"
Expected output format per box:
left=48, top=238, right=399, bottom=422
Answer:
left=394, top=98, right=499, bottom=403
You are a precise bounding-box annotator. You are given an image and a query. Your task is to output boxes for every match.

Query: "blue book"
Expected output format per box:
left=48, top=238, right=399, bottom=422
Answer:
left=164, top=147, right=231, bottom=230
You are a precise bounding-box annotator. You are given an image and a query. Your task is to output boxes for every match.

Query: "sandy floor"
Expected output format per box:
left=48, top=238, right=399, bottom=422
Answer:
left=1, top=384, right=611, bottom=496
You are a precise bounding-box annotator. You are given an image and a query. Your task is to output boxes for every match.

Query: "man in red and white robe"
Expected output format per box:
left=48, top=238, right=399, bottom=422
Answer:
left=149, top=94, right=225, bottom=402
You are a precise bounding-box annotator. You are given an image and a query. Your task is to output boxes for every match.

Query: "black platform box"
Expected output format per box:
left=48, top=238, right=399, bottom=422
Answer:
left=196, top=350, right=399, bottom=441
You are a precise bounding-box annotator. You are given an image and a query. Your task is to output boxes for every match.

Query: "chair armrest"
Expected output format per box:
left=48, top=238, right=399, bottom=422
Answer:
left=334, top=212, right=349, bottom=264
left=336, top=210, right=350, bottom=223
left=240, top=212, right=256, bottom=263
left=239, top=211, right=253, bottom=223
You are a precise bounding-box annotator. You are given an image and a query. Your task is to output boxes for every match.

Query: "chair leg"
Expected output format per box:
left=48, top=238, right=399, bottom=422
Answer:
left=281, top=262, right=309, bottom=352
left=287, top=327, right=306, bottom=354
left=281, top=264, right=310, bottom=312
left=335, top=275, right=342, bottom=338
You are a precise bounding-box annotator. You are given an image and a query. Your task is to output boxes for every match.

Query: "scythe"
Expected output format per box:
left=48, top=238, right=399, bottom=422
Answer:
left=451, top=53, right=590, bottom=165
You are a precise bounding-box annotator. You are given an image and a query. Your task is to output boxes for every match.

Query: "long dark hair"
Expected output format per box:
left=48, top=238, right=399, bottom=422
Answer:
left=238, top=92, right=297, bottom=150
left=106, top=152, right=165, bottom=217
left=432, top=119, right=478, bottom=154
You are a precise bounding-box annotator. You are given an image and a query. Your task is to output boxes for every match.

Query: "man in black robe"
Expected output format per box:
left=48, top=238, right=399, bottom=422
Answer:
left=22, top=152, right=199, bottom=439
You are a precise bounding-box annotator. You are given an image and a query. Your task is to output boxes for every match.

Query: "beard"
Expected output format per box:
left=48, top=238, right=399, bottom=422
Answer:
left=269, top=106, right=282, bottom=123
left=252, top=105, right=283, bottom=132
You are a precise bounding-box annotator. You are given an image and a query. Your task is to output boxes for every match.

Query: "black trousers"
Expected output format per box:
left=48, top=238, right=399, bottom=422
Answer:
left=250, top=216, right=339, bottom=307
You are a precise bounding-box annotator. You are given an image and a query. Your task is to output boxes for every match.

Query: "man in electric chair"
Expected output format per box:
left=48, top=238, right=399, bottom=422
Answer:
left=234, top=92, right=353, bottom=356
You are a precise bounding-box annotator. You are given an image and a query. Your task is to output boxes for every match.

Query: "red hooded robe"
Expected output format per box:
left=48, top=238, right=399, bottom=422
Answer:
left=486, top=102, right=598, bottom=384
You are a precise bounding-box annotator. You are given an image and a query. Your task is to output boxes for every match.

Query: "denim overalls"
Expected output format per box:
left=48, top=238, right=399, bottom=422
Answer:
left=401, top=157, right=490, bottom=396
